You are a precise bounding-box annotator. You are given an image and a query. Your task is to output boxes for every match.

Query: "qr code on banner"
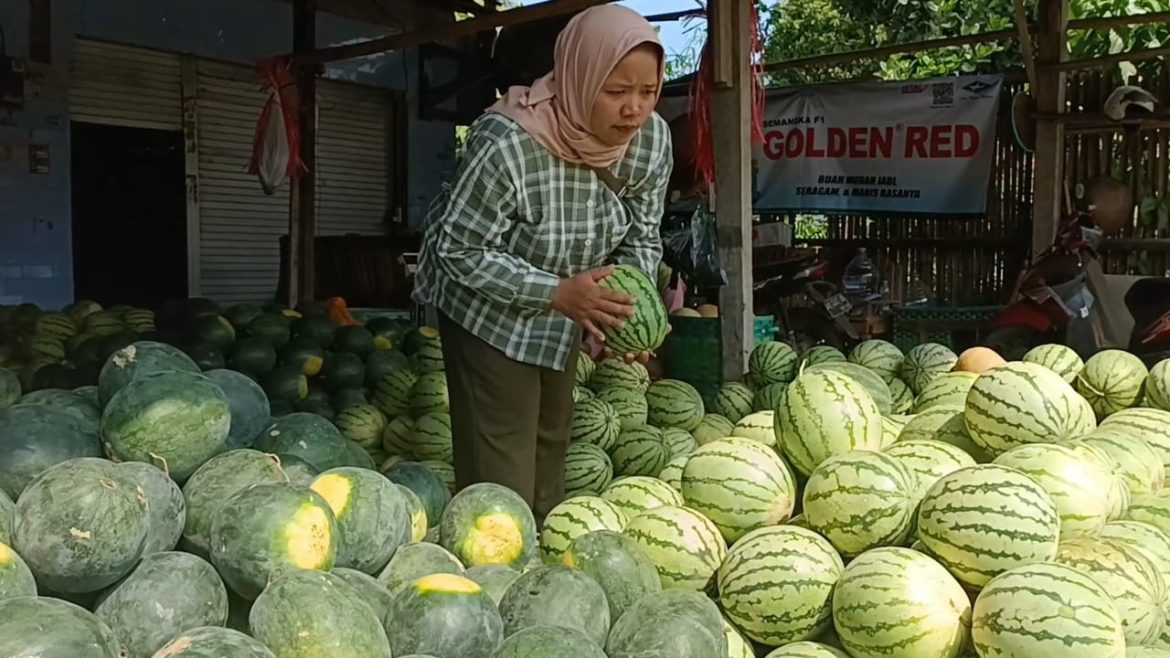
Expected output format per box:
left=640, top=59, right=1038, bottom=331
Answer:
left=932, top=83, right=954, bottom=105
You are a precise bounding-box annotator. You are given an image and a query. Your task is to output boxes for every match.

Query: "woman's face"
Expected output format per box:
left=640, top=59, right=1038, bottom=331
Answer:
left=590, top=44, right=661, bottom=147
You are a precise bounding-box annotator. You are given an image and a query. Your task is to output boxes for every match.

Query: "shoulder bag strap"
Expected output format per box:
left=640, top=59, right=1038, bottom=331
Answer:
left=591, top=166, right=630, bottom=200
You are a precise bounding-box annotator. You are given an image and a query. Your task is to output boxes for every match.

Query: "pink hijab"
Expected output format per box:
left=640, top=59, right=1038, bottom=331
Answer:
left=488, top=5, right=664, bottom=168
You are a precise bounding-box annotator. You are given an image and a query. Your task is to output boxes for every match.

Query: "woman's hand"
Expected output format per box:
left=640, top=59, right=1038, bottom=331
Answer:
left=551, top=266, right=635, bottom=344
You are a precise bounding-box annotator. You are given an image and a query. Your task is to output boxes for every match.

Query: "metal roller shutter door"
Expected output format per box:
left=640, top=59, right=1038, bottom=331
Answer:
left=69, top=38, right=181, bottom=130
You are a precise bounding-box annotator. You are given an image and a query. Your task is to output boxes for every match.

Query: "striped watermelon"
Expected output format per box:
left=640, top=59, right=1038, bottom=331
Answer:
left=410, top=371, right=449, bottom=416
left=601, top=476, right=683, bottom=519
left=1101, top=521, right=1170, bottom=587
left=1057, top=536, right=1167, bottom=645
left=589, top=359, right=650, bottom=393
left=848, top=339, right=904, bottom=383
left=807, top=362, right=893, bottom=415
left=1073, top=431, right=1165, bottom=495
left=411, top=412, right=453, bottom=463
left=35, top=312, right=78, bottom=341
left=749, top=341, right=799, bottom=385
left=658, top=455, right=686, bottom=492
left=774, top=370, right=884, bottom=477
left=899, top=343, right=958, bottom=394
left=992, top=442, right=1115, bottom=539
left=691, top=413, right=734, bottom=447
left=660, top=427, right=697, bottom=459
left=408, top=327, right=444, bottom=373
left=763, top=643, right=849, bottom=657
left=912, top=371, right=977, bottom=413
left=681, top=437, right=796, bottom=542
left=575, top=355, right=596, bottom=387
left=708, top=382, right=754, bottom=423
left=1098, top=407, right=1170, bottom=477
left=1022, top=342, right=1084, bottom=383
left=564, top=442, right=613, bottom=496
left=731, top=410, right=776, bottom=447
left=1076, top=349, right=1149, bottom=419
left=753, top=382, right=787, bottom=413
left=609, top=425, right=670, bottom=477
left=597, top=387, right=648, bottom=430
left=1123, top=490, right=1170, bottom=536
left=917, top=464, right=1061, bottom=589
left=803, top=345, right=847, bottom=366
left=897, top=404, right=965, bottom=443
left=887, top=378, right=913, bottom=414
left=717, top=525, right=844, bottom=646
left=1147, top=359, right=1170, bottom=411
left=1109, top=476, right=1134, bottom=523
left=570, top=398, right=621, bottom=451
left=597, top=264, right=669, bottom=356
left=972, top=563, right=1125, bottom=658
left=884, top=439, right=976, bottom=503
left=919, top=408, right=993, bottom=463
left=623, top=505, right=727, bottom=591
left=573, top=386, right=595, bottom=403
left=373, top=369, right=419, bottom=418
left=964, top=362, right=1096, bottom=456
left=381, top=416, right=415, bottom=457
left=802, top=451, right=917, bottom=556
left=539, top=496, right=627, bottom=562
left=879, top=416, right=905, bottom=448
left=334, top=404, right=387, bottom=450
left=421, top=459, right=456, bottom=494
left=645, top=379, right=705, bottom=431
left=832, top=546, right=971, bottom=658
left=723, top=616, right=754, bottom=658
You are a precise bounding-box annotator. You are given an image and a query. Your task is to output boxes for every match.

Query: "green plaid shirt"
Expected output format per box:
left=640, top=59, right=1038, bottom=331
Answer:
left=414, top=112, right=672, bottom=372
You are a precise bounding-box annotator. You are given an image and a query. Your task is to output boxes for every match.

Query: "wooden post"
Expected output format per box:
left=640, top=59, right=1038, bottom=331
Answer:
left=1030, top=0, right=1068, bottom=254
left=289, top=0, right=318, bottom=307
left=709, top=0, right=754, bottom=381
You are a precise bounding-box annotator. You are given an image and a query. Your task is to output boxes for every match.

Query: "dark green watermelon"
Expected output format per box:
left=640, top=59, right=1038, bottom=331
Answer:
left=18, top=388, right=100, bottom=427
left=254, top=413, right=350, bottom=472
left=189, top=315, right=236, bottom=351
left=382, top=462, right=451, bottom=529
left=341, top=440, right=377, bottom=470
left=262, top=365, right=309, bottom=405
left=439, top=482, right=537, bottom=570
left=280, top=338, right=326, bottom=377
left=331, top=387, right=369, bottom=413
left=464, top=564, right=521, bottom=605
left=604, top=589, right=728, bottom=658
left=376, top=542, right=465, bottom=593
left=562, top=530, right=662, bottom=622
left=228, top=337, right=279, bottom=377
left=101, top=370, right=231, bottom=481
left=309, top=467, right=409, bottom=575
left=13, top=458, right=150, bottom=593
left=295, top=299, right=330, bottom=318
left=0, top=489, right=13, bottom=545
left=93, top=332, right=140, bottom=365
left=365, top=350, right=409, bottom=388
left=0, top=403, right=102, bottom=499
left=72, top=384, right=100, bottom=408
left=497, top=565, right=611, bottom=646
left=29, top=363, right=75, bottom=391
left=94, top=551, right=228, bottom=657
left=276, top=453, right=319, bottom=487
left=385, top=572, right=503, bottom=658
left=0, top=541, right=37, bottom=599
left=333, top=567, right=395, bottom=621
left=97, top=340, right=200, bottom=407
left=185, top=342, right=226, bottom=371
left=244, top=313, right=291, bottom=348
left=117, top=461, right=185, bottom=555
left=364, top=317, right=401, bottom=350
left=322, top=352, right=366, bottom=393
left=298, top=395, right=336, bottom=421
left=250, top=570, right=391, bottom=657
left=204, top=369, right=271, bottom=450
left=333, top=326, right=377, bottom=358
left=494, top=625, right=608, bottom=658
left=180, top=449, right=288, bottom=557
left=151, top=626, right=275, bottom=658
left=222, top=303, right=264, bottom=331
left=290, top=315, right=336, bottom=349
left=0, top=596, right=125, bottom=657
left=0, top=367, right=21, bottom=409
left=209, top=482, right=339, bottom=599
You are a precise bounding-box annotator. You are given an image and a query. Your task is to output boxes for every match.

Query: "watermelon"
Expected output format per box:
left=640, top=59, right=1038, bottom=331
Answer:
left=972, top=563, right=1125, bottom=658
left=382, top=462, right=451, bottom=528
left=917, top=464, right=1061, bottom=589
left=1021, top=344, right=1085, bottom=383
left=882, top=439, right=976, bottom=504
left=598, top=386, right=649, bottom=430
left=149, top=626, right=276, bottom=658
left=439, top=482, right=537, bottom=569
left=0, top=491, right=12, bottom=545
left=18, top=388, right=100, bottom=426
left=562, top=529, right=661, bottom=622
left=539, top=496, right=627, bottom=562
left=658, top=454, right=687, bottom=492
left=204, top=369, right=270, bottom=450
left=185, top=341, right=226, bottom=371
left=498, top=565, right=611, bottom=646
left=118, top=461, right=185, bottom=554
left=493, top=625, right=607, bottom=658
left=1147, top=359, right=1170, bottom=411
left=1102, top=521, right=1170, bottom=587
left=395, top=484, right=429, bottom=543
left=101, top=370, right=231, bottom=481
left=209, top=482, right=338, bottom=599
left=1074, top=430, right=1165, bottom=495
left=410, top=371, right=449, bottom=416
left=73, top=384, right=100, bottom=408
left=888, top=378, right=914, bottom=413
left=749, top=341, right=799, bottom=385
left=691, top=413, right=735, bottom=446
left=254, top=412, right=351, bottom=473
left=335, top=404, right=387, bottom=451
left=0, top=541, right=36, bottom=599
left=763, top=643, right=849, bottom=657
left=847, top=339, right=904, bottom=383
left=229, top=339, right=280, bottom=378
left=753, top=382, right=787, bottom=413
left=1098, top=407, right=1170, bottom=477
left=96, top=340, right=200, bottom=407
left=596, top=264, right=669, bottom=356
left=807, top=361, right=894, bottom=414
left=570, top=398, right=622, bottom=450
left=832, top=546, right=970, bottom=658
left=0, top=403, right=102, bottom=499
left=802, top=450, right=916, bottom=556
left=803, top=345, right=847, bottom=366
left=899, top=343, right=958, bottom=394
left=372, top=369, right=418, bottom=418
left=94, top=551, right=228, bottom=657
left=896, top=404, right=964, bottom=443
left=963, top=362, right=1096, bottom=456
left=605, top=588, right=728, bottom=658
left=310, top=467, right=409, bottom=574
left=412, top=412, right=453, bottom=462
left=384, top=573, right=503, bottom=658
left=681, top=437, right=796, bottom=542
left=1075, top=349, right=1148, bottom=418
left=912, top=371, right=978, bottom=412
left=730, top=410, right=775, bottom=445
left=463, top=564, right=520, bottom=606
left=409, top=328, right=445, bottom=374
left=250, top=569, right=391, bottom=658
left=0, top=596, right=124, bottom=657
left=723, top=616, right=755, bottom=658
left=376, top=541, right=465, bottom=592
left=1057, top=536, right=1166, bottom=645
left=709, top=381, right=754, bottom=423
left=774, top=369, right=884, bottom=477
left=1125, top=490, right=1170, bottom=535
left=35, top=312, right=78, bottom=341
left=332, top=567, right=396, bottom=622
left=590, top=358, right=651, bottom=392
left=381, top=415, right=416, bottom=456
left=564, top=442, right=613, bottom=496
left=623, top=505, right=726, bottom=591
left=662, top=426, right=698, bottom=458
left=610, top=425, right=671, bottom=477
left=573, top=385, right=594, bottom=403
left=879, top=415, right=906, bottom=448
left=601, top=475, right=683, bottom=518
left=575, top=352, right=597, bottom=386
left=718, top=525, right=843, bottom=646
left=180, top=449, right=287, bottom=556
left=646, top=379, right=705, bottom=431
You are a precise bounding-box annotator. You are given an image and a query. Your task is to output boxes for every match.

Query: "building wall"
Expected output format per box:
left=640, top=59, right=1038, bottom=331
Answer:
left=0, top=0, right=456, bottom=308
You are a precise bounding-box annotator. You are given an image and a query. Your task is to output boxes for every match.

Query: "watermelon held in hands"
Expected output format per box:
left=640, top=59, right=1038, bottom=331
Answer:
left=309, top=467, right=409, bottom=575
left=149, top=626, right=276, bottom=658
left=0, top=596, right=125, bottom=658
left=597, top=264, right=669, bottom=356
left=439, top=482, right=537, bottom=569
left=497, top=565, right=612, bottom=647
left=249, top=570, right=391, bottom=658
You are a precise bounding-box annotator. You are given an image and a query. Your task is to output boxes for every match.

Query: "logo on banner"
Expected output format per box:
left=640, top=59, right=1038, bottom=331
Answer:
left=931, top=83, right=954, bottom=107
left=901, top=84, right=928, bottom=94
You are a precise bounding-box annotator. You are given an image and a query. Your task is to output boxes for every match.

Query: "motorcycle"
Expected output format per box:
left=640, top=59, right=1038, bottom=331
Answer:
left=753, top=251, right=858, bottom=352
left=1126, top=277, right=1170, bottom=367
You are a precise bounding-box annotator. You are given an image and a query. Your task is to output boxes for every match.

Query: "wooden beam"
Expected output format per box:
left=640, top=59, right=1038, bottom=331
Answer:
left=763, top=28, right=1018, bottom=73
left=291, top=0, right=613, bottom=65
left=180, top=56, right=202, bottom=298
left=646, top=9, right=705, bottom=23
left=1051, top=45, right=1170, bottom=72
left=1030, top=0, right=1068, bottom=256
left=710, top=0, right=754, bottom=381
left=289, top=0, right=318, bottom=307
left=1012, top=0, right=1038, bottom=90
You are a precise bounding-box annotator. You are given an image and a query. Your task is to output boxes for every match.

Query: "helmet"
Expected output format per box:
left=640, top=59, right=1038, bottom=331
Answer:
left=1103, top=85, right=1159, bottom=121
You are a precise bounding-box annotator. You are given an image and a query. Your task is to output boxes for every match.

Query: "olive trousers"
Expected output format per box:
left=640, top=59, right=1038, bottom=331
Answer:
left=438, top=314, right=579, bottom=523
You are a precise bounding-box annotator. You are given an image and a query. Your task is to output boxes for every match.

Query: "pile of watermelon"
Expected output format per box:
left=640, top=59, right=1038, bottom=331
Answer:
left=5, top=286, right=1170, bottom=658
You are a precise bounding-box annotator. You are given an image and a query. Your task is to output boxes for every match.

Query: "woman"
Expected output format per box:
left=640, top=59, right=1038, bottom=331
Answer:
left=414, top=5, right=672, bottom=521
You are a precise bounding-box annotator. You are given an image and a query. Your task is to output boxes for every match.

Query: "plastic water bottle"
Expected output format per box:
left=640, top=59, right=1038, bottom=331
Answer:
left=843, top=248, right=877, bottom=298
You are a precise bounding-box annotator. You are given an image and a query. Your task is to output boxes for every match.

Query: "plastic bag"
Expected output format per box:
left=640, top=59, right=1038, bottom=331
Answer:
left=249, top=59, right=304, bottom=195
left=662, top=204, right=726, bottom=290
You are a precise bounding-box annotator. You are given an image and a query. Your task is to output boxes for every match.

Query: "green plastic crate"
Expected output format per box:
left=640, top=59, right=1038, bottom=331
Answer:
left=892, top=305, right=1002, bottom=353
left=661, top=315, right=778, bottom=400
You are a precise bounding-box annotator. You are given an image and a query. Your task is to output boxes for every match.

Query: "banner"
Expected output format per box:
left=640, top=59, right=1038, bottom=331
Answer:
left=658, top=75, right=1003, bottom=216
